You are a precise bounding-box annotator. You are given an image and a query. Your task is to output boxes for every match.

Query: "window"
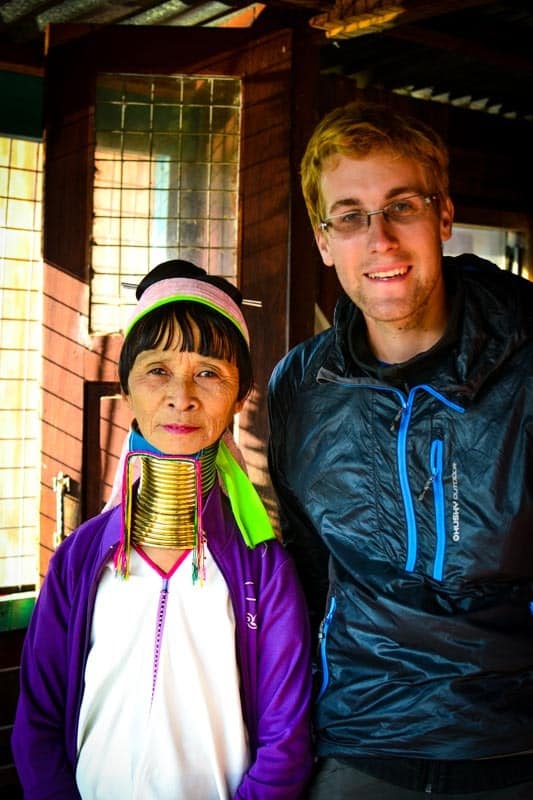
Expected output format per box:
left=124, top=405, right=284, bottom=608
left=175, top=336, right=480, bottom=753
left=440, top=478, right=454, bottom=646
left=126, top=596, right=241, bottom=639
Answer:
left=444, top=224, right=527, bottom=277
left=91, top=73, right=242, bottom=333
left=0, top=136, right=43, bottom=593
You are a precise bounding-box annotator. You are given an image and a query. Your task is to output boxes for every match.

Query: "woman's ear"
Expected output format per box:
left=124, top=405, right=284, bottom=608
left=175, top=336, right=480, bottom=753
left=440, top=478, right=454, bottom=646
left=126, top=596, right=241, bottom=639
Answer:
left=122, top=387, right=133, bottom=410
left=233, top=395, right=246, bottom=416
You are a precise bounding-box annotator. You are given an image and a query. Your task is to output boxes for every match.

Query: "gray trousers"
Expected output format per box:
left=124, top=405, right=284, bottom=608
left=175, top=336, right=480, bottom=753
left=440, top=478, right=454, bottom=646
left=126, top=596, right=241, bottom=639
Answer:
left=307, top=758, right=533, bottom=799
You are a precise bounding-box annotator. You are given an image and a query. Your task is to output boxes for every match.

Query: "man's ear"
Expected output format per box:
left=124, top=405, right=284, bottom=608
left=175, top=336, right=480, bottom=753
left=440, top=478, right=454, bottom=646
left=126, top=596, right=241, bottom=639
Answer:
left=440, top=196, right=454, bottom=243
left=315, top=228, right=335, bottom=268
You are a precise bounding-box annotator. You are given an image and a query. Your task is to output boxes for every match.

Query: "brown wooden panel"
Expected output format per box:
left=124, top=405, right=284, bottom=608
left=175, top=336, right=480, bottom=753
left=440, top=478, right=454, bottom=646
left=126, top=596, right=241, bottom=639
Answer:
left=39, top=538, right=54, bottom=578
left=82, top=381, right=122, bottom=520
left=235, top=31, right=293, bottom=498
left=42, top=302, right=86, bottom=345
left=41, top=394, right=83, bottom=441
left=41, top=359, right=84, bottom=411
left=0, top=629, right=25, bottom=798
left=288, top=28, right=322, bottom=347
left=40, top=432, right=82, bottom=486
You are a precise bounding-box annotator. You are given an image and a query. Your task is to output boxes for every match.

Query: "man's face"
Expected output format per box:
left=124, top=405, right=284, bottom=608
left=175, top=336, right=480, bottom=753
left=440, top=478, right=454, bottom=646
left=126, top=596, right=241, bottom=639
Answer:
left=315, top=150, right=454, bottom=338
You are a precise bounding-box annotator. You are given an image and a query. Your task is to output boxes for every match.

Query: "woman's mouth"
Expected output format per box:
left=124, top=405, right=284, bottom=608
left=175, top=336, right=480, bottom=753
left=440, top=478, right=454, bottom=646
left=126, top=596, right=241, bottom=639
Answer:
left=162, top=424, right=199, bottom=434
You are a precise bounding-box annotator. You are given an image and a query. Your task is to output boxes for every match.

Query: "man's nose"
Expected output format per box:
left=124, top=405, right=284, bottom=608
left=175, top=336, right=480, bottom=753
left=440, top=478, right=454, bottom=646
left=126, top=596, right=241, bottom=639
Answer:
left=366, top=210, right=399, bottom=250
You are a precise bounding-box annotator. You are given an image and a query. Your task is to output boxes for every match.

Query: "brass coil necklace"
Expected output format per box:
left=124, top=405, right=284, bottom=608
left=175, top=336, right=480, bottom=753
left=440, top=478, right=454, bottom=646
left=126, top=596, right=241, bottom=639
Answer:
left=131, top=442, right=218, bottom=550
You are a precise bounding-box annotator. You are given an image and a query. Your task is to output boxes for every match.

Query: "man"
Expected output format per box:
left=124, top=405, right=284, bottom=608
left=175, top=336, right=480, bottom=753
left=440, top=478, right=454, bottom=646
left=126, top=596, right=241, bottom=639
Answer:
left=268, top=101, right=533, bottom=798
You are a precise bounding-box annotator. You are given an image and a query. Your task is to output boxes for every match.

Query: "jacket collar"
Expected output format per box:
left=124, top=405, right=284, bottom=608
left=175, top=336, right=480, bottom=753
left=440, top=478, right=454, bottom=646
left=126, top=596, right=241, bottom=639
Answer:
left=326, top=254, right=532, bottom=402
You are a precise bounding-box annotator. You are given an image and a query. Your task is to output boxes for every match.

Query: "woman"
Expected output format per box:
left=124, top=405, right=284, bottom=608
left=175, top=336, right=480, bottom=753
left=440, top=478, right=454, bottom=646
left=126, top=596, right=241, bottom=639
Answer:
left=12, top=260, right=313, bottom=800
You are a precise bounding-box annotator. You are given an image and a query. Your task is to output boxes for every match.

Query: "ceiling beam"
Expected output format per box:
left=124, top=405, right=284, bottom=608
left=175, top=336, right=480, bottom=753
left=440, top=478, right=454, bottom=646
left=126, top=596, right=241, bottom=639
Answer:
left=386, top=22, right=533, bottom=77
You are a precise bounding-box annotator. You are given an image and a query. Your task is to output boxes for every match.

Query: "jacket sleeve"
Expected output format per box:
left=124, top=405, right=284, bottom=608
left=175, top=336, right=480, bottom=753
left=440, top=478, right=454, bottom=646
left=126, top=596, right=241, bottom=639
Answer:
left=267, top=363, right=330, bottom=640
left=234, top=553, right=314, bottom=800
left=11, top=553, right=82, bottom=800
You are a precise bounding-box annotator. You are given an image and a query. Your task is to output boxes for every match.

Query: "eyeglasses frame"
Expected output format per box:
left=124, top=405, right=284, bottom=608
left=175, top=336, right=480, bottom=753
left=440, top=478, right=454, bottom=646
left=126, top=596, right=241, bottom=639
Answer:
left=318, top=192, right=440, bottom=236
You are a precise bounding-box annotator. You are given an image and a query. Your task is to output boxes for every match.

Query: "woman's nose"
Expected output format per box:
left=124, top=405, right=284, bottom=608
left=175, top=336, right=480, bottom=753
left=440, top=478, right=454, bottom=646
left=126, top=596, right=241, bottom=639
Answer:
left=165, top=376, right=197, bottom=409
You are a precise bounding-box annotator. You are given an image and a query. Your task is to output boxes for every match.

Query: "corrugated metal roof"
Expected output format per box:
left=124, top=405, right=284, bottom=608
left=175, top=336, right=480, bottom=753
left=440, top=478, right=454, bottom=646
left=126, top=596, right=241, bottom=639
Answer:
left=1, top=0, right=532, bottom=123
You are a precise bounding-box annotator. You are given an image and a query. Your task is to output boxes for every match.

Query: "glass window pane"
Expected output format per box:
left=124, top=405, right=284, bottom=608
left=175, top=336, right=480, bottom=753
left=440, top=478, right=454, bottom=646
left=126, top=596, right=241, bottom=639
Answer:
left=179, top=219, right=208, bottom=246
left=152, top=133, right=181, bottom=159
left=121, top=188, right=151, bottom=216
left=181, top=163, right=208, bottom=190
left=181, top=134, right=210, bottom=162
left=153, top=105, right=181, bottom=132
left=9, top=170, right=36, bottom=199
left=123, top=131, right=151, bottom=156
left=0, top=136, right=42, bottom=591
left=0, top=138, right=10, bottom=166
left=213, top=105, right=239, bottom=133
left=96, top=130, right=123, bottom=152
left=212, top=134, right=239, bottom=163
left=6, top=198, right=36, bottom=228
left=210, top=190, right=237, bottom=218
left=181, top=190, right=208, bottom=219
left=124, top=104, right=151, bottom=131
left=96, top=102, right=123, bottom=131
left=10, top=139, right=39, bottom=170
left=213, top=78, right=240, bottom=106
left=91, top=74, right=241, bottom=332
left=183, top=77, right=212, bottom=105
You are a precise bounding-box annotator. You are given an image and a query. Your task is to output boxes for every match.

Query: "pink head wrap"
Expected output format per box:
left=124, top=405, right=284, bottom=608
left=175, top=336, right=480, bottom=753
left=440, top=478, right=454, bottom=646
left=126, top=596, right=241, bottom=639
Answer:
left=124, top=270, right=250, bottom=347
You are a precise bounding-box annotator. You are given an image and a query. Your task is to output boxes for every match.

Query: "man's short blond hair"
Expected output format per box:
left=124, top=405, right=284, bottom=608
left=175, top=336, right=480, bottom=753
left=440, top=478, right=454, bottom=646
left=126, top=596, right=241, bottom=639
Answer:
left=301, top=102, right=450, bottom=230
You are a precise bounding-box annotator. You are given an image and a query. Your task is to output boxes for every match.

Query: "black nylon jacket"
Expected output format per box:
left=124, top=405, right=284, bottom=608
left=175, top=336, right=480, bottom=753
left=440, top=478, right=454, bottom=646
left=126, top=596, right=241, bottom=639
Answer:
left=268, top=254, right=533, bottom=761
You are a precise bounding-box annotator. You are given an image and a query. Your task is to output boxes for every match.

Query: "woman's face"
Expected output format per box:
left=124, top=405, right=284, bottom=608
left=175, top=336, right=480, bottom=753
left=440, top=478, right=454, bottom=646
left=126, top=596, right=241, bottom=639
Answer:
left=125, top=325, right=244, bottom=455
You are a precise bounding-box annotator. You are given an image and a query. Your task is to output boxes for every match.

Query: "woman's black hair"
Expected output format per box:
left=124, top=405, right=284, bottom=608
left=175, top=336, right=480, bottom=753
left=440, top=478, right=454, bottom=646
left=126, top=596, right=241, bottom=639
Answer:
left=119, top=261, right=253, bottom=401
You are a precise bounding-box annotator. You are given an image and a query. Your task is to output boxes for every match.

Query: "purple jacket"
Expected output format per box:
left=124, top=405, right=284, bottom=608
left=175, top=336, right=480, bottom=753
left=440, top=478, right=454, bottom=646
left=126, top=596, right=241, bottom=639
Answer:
left=12, top=484, right=313, bottom=799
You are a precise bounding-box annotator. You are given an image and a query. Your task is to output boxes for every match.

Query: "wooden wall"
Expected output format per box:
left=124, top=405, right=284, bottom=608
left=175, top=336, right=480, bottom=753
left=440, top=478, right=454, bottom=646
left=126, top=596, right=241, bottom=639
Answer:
left=0, top=628, right=25, bottom=799
left=40, top=263, right=124, bottom=577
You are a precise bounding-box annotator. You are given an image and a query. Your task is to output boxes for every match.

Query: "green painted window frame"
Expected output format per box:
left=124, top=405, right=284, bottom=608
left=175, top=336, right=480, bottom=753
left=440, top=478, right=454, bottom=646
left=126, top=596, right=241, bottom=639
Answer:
left=0, top=592, right=36, bottom=632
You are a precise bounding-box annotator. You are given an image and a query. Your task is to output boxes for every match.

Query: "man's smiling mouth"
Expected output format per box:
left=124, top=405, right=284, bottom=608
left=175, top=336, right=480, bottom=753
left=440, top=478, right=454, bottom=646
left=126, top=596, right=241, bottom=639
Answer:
left=366, top=265, right=411, bottom=280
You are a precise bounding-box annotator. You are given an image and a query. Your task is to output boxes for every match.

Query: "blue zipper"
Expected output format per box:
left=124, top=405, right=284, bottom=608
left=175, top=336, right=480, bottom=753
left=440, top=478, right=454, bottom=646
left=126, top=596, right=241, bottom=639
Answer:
left=397, top=394, right=417, bottom=571
left=398, top=386, right=465, bottom=573
left=430, top=439, right=446, bottom=581
left=317, top=595, right=337, bottom=700
left=316, top=372, right=466, bottom=576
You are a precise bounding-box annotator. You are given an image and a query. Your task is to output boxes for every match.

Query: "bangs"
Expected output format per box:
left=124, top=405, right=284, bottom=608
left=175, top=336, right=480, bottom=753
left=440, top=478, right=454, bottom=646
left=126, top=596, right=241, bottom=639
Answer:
left=146, top=307, right=239, bottom=363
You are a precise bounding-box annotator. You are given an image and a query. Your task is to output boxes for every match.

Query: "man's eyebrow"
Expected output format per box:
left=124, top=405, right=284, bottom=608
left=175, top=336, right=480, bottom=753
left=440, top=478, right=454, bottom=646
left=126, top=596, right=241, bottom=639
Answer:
left=327, top=197, right=362, bottom=215
left=384, top=185, right=424, bottom=200
left=327, top=185, right=425, bottom=215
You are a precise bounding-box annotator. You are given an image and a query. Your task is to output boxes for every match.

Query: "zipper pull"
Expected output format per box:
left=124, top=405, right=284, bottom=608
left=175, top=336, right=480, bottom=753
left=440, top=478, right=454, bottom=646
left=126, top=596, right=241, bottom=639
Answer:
left=390, top=408, right=402, bottom=433
left=418, top=475, right=434, bottom=502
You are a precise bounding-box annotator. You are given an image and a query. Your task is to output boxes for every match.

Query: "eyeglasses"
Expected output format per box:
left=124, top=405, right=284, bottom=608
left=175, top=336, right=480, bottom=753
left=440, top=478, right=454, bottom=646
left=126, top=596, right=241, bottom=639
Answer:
left=318, top=193, right=439, bottom=239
